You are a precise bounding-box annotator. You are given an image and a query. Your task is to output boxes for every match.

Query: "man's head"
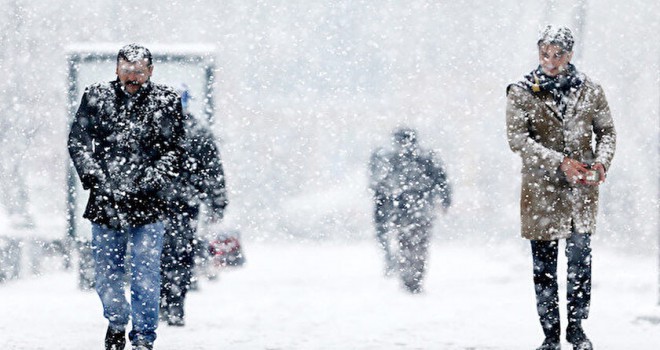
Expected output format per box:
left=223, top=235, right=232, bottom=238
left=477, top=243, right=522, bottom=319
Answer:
left=116, top=43, right=153, bottom=95
left=537, top=25, right=574, bottom=77
left=392, top=127, right=418, bottom=152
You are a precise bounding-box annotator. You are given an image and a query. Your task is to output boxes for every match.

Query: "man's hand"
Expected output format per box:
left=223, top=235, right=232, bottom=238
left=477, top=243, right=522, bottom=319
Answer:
left=138, top=167, right=166, bottom=193
left=207, top=210, right=224, bottom=224
left=584, top=162, right=606, bottom=186
left=560, top=157, right=589, bottom=184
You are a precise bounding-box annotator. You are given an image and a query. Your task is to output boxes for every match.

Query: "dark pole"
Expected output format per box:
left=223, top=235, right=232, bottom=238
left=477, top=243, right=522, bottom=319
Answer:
left=64, top=54, right=79, bottom=270
left=572, top=0, right=588, bottom=61
left=205, top=63, right=216, bottom=124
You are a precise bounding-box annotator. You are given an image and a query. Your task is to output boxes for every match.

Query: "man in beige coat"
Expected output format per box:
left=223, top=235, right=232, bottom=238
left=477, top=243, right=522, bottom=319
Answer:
left=506, top=25, right=616, bottom=350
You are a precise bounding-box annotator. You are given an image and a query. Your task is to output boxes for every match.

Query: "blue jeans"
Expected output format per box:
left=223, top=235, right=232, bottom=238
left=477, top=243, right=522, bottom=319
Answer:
left=92, top=221, right=165, bottom=346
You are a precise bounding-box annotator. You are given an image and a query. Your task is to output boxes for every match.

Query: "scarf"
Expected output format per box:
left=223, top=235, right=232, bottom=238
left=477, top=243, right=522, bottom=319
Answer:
left=524, top=64, right=582, bottom=117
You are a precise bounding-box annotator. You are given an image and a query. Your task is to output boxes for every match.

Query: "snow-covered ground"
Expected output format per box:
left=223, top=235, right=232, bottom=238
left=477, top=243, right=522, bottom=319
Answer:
left=1, top=239, right=658, bottom=349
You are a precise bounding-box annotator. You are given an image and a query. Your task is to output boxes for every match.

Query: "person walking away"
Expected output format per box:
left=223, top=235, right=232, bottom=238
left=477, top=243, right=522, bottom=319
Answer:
left=506, top=25, right=616, bottom=350
left=160, top=85, right=228, bottom=327
left=369, top=127, right=451, bottom=293
left=68, top=43, right=186, bottom=350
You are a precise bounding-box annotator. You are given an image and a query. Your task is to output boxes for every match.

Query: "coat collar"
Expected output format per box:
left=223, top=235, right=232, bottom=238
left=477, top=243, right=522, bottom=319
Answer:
left=536, top=83, right=585, bottom=122
left=562, top=83, right=586, bottom=119
left=543, top=98, right=562, bottom=120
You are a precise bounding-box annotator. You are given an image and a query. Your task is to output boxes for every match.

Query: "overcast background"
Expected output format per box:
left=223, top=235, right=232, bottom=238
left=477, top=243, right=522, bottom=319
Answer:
left=0, top=1, right=659, bottom=349
left=0, top=0, right=657, bottom=249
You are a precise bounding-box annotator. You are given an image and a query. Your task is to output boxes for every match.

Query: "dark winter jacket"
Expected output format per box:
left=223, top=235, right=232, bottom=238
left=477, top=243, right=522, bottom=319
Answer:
left=369, top=145, right=451, bottom=220
left=164, top=114, right=228, bottom=218
left=68, top=79, right=186, bottom=229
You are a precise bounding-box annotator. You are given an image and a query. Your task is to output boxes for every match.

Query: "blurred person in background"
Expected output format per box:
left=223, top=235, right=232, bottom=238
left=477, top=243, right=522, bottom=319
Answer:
left=68, top=44, right=186, bottom=350
left=506, top=25, right=616, bottom=350
left=160, top=84, right=228, bottom=327
left=368, top=127, right=451, bottom=293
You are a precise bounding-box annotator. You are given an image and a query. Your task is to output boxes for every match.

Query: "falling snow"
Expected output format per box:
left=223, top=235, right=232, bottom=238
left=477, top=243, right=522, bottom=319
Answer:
left=0, top=0, right=658, bottom=349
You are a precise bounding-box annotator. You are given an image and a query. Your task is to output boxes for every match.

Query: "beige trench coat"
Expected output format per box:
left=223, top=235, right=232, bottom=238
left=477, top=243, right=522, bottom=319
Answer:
left=506, top=75, right=616, bottom=240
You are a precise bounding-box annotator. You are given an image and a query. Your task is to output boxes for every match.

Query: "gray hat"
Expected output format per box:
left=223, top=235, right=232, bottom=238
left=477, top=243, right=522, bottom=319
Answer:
left=537, top=25, right=574, bottom=52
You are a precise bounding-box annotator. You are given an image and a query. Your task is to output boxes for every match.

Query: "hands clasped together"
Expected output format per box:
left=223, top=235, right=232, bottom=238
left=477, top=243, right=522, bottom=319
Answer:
left=559, top=157, right=606, bottom=186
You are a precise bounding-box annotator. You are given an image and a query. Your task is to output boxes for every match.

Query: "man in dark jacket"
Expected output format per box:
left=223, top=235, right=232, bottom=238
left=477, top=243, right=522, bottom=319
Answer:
left=160, top=86, right=228, bottom=327
left=68, top=44, right=186, bottom=350
left=369, top=127, right=451, bottom=293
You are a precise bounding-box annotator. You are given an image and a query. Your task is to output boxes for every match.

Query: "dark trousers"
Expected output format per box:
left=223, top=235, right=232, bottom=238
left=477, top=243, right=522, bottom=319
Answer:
left=374, top=197, right=394, bottom=267
left=531, top=232, right=591, bottom=339
left=160, top=211, right=198, bottom=315
left=397, top=219, right=431, bottom=293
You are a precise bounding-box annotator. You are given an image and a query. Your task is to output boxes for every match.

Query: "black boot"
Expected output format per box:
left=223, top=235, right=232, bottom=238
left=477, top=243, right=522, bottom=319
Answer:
left=167, top=301, right=186, bottom=326
left=566, top=322, right=593, bottom=350
left=159, top=297, right=170, bottom=322
left=537, top=320, right=560, bottom=350
left=536, top=337, right=560, bottom=350
left=104, top=327, right=126, bottom=350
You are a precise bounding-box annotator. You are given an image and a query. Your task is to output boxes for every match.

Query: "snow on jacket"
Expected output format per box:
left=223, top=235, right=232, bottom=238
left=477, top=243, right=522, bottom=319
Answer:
left=164, top=113, right=228, bottom=218
left=506, top=74, right=616, bottom=240
left=68, top=79, right=186, bottom=229
left=370, top=145, right=452, bottom=220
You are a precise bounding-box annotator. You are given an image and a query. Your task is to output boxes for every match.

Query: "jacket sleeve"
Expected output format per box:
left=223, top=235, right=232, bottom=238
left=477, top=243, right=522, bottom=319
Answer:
left=193, top=127, right=229, bottom=216
left=429, top=155, right=452, bottom=209
left=592, top=85, right=616, bottom=171
left=67, top=90, right=105, bottom=190
left=506, top=85, right=564, bottom=172
left=368, top=148, right=388, bottom=193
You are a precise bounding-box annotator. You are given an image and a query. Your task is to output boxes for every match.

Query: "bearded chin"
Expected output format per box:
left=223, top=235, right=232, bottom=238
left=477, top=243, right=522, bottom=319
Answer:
left=121, top=81, right=140, bottom=90
left=122, top=78, right=149, bottom=92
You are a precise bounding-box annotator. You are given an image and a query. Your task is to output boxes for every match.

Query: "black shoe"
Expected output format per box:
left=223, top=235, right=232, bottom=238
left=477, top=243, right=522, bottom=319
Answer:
left=167, top=302, right=186, bottom=327
left=566, top=324, right=593, bottom=350
left=167, top=314, right=185, bottom=326
left=536, top=337, right=560, bottom=350
left=159, top=301, right=169, bottom=322
left=105, top=327, right=126, bottom=350
left=132, top=344, right=153, bottom=350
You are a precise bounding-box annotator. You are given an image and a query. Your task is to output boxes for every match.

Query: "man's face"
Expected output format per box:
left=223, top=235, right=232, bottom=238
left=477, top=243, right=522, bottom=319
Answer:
left=538, top=44, right=573, bottom=77
left=116, top=58, right=153, bottom=95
